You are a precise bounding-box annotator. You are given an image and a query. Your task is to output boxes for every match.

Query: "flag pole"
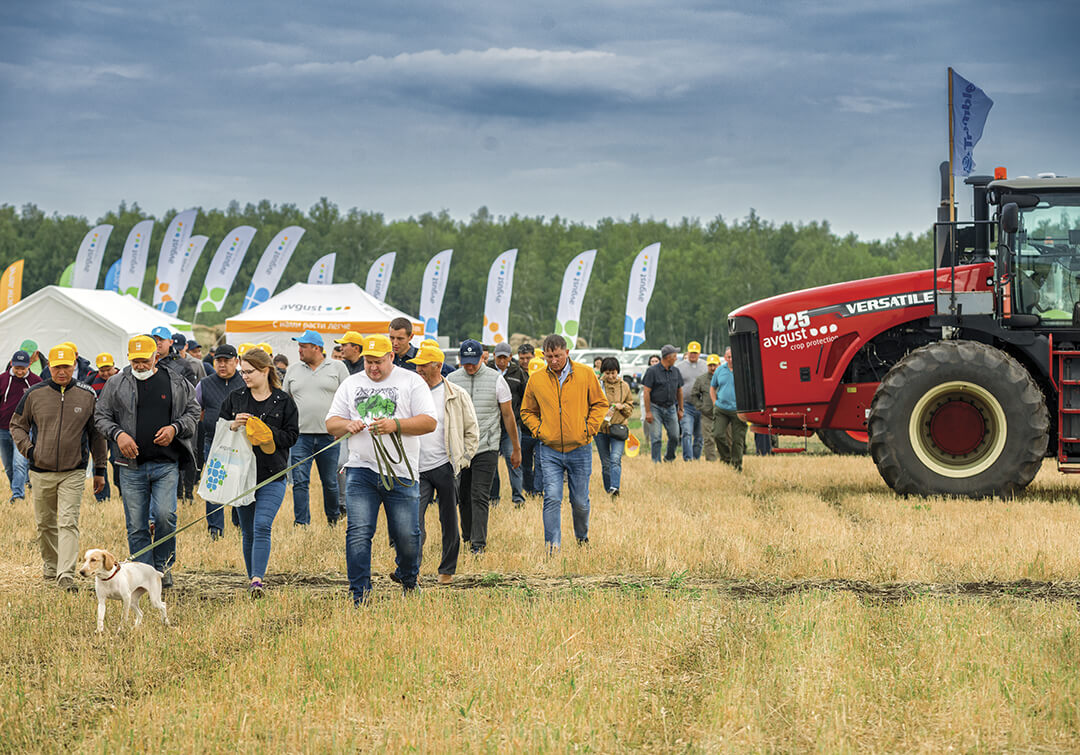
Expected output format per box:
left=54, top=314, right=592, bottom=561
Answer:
left=947, top=67, right=955, bottom=223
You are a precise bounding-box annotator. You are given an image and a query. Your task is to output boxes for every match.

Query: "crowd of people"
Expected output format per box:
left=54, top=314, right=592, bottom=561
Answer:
left=0, top=322, right=761, bottom=603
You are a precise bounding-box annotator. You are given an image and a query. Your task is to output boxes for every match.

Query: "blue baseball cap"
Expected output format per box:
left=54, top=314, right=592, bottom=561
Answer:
left=150, top=326, right=171, bottom=340
left=171, top=332, right=187, bottom=348
left=291, top=329, right=324, bottom=347
left=459, top=339, right=483, bottom=365
left=11, top=350, right=30, bottom=367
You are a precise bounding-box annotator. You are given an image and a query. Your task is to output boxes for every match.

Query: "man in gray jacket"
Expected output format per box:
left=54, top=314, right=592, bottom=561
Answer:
left=446, top=339, right=519, bottom=555
left=95, top=336, right=200, bottom=586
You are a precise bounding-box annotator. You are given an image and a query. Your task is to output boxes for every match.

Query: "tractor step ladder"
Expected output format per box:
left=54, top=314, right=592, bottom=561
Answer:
left=768, top=412, right=809, bottom=454
left=1052, top=342, right=1080, bottom=472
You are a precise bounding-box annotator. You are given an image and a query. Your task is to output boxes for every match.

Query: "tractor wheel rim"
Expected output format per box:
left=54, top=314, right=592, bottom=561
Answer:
left=908, top=380, right=1008, bottom=478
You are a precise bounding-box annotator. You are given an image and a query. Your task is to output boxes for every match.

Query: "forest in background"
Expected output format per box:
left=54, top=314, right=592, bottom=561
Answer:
left=0, top=199, right=933, bottom=353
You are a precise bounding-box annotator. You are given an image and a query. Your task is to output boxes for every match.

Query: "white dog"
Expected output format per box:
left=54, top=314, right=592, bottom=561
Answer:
left=78, top=549, right=169, bottom=633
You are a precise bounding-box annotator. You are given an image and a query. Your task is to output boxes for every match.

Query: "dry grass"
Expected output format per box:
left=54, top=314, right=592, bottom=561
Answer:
left=3, top=450, right=1080, bottom=752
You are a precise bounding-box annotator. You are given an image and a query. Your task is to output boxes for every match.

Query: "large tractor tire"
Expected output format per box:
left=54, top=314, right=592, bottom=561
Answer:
left=868, top=340, right=1048, bottom=497
left=818, top=428, right=869, bottom=455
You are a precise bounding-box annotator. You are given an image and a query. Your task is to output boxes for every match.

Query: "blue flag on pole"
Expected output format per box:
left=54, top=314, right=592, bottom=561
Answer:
left=103, top=259, right=121, bottom=292
left=951, top=69, right=993, bottom=176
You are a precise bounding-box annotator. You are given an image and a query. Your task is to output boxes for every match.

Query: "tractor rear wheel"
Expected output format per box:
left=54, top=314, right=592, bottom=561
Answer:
left=818, top=428, right=869, bottom=455
left=868, top=340, right=1048, bottom=497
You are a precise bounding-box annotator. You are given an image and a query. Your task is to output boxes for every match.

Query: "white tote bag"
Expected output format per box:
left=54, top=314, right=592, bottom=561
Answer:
left=198, top=419, right=257, bottom=506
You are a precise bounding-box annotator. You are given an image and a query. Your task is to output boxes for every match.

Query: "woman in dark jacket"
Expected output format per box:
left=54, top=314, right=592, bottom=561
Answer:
left=219, top=347, right=299, bottom=596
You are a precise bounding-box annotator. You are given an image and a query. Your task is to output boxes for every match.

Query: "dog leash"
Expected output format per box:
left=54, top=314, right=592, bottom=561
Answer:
left=126, top=431, right=355, bottom=562
left=371, top=422, right=415, bottom=491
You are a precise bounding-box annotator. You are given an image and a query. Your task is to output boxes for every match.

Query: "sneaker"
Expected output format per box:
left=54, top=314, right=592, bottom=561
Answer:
left=11, top=497, right=24, bottom=505
left=437, top=573, right=453, bottom=585
left=57, top=576, right=77, bottom=592
left=389, top=571, right=402, bottom=585
left=608, top=488, right=620, bottom=497
left=577, top=537, right=590, bottom=546
left=248, top=578, right=265, bottom=598
left=209, top=528, right=222, bottom=541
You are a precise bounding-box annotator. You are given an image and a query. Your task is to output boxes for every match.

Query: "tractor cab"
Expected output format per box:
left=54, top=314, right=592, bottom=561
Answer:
left=991, top=177, right=1080, bottom=325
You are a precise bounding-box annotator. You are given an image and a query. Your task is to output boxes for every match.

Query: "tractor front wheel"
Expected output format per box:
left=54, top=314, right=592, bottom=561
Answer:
left=868, top=340, right=1048, bottom=497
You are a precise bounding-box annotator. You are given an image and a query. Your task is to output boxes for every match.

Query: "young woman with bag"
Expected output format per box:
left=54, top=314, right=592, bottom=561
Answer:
left=219, top=348, right=299, bottom=596
left=595, top=357, right=633, bottom=496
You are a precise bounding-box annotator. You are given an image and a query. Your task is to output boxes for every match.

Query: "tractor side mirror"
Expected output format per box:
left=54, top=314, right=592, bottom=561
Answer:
left=1001, top=203, right=1020, bottom=235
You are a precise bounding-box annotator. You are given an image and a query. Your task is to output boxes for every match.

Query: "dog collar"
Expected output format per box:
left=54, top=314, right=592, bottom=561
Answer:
left=101, top=564, right=121, bottom=581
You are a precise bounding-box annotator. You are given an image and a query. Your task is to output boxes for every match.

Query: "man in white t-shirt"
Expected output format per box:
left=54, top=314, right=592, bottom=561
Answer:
left=326, top=334, right=437, bottom=603
left=408, top=344, right=479, bottom=584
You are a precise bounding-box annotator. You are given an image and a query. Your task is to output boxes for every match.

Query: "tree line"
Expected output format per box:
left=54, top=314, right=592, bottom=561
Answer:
left=0, top=199, right=932, bottom=353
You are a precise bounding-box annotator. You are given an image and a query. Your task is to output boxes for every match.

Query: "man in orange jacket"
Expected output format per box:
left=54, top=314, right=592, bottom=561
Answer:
left=520, top=334, right=608, bottom=551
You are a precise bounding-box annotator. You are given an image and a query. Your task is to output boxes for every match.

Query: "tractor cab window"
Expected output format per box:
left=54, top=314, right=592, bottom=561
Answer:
left=1013, top=193, right=1080, bottom=323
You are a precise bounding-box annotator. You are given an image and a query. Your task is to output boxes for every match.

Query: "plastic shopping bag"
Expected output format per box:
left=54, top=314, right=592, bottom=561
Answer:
left=198, top=418, right=257, bottom=506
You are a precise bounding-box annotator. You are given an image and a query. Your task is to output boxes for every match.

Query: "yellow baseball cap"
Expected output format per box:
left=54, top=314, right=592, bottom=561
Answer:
left=361, top=334, right=393, bottom=357
left=408, top=344, right=445, bottom=365
left=95, top=352, right=115, bottom=368
left=686, top=341, right=702, bottom=354
left=127, top=336, right=156, bottom=362
left=256, top=342, right=273, bottom=355
left=528, top=355, right=547, bottom=374
left=706, top=353, right=721, bottom=366
left=237, top=342, right=256, bottom=357
left=334, top=331, right=364, bottom=346
left=420, top=338, right=439, bottom=348
left=246, top=416, right=276, bottom=455
left=48, top=344, right=76, bottom=367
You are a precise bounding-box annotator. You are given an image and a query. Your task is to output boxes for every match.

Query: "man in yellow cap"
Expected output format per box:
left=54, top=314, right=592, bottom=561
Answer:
left=408, top=343, right=479, bottom=583
left=325, top=333, right=437, bottom=603
left=675, top=340, right=707, bottom=461
left=94, top=335, right=201, bottom=587
left=333, top=331, right=365, bottom=376
left=10, top=344, right=108, bottom=590
left=688, top=354, right=722, bottom=462
left=42, top=340, right=96, bottom=384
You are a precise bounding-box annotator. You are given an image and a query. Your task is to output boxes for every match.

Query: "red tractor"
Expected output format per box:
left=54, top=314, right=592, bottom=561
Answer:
left=728, top=167, right=1080, bottom=496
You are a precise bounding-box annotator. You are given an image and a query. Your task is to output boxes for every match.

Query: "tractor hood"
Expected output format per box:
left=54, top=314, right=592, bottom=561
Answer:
left=729, top=264, right=992, bottom=325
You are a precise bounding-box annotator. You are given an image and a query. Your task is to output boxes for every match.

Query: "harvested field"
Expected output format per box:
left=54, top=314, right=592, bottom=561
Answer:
left=4, top=448, right=1080, bottom=751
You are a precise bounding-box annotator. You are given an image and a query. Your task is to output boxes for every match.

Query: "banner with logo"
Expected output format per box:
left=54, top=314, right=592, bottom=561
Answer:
left=623, top=242, right=661, bottom=348
left=117, top=219, right=154, bottom=299
left=364, top=251, right=396, bottom=302
left=196, top=225, right=257, bottom=314
left=58, top=262, right=74, bottom=287
left=308, top=252, right=336, bottom=285
left=158, top=234, right=208, bottom=315
left=418, top=249, right=452, bottom=339
left=950, top=68, right=993, bottom=177
left=482, top=249, right=517, bottom=345
left=103, top=260, right=121, bottom=292
left=554, top=249, right=597, bottom=342
left=72, top=224, right=113, bottom=289
left=0, top=259, right=23, bottom=312
left=242, top=225, right=305, bottom=311
left=153, top=209, right=198, bottom=310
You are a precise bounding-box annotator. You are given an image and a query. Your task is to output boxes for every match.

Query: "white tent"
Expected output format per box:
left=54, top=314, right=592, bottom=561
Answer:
left=224, top=282, right=424, bottom=356
left=0, top=286, right=191, bottom=367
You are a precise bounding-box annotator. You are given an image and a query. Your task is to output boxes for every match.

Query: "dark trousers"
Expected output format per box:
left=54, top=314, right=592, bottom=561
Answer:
left=457, top=449, right=498, bottom=552
left=177, top=455, right=197, bottom=500
left=520, top=434, right=542, bottom=495
left=419, top=462, right=460, bottom=575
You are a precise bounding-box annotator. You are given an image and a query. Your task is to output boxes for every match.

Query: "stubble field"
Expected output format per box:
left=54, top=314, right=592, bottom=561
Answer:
left=3, top=446, right=1080, bottom=752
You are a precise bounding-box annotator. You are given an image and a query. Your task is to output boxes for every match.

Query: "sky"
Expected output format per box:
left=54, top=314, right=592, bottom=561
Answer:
left=2, top=0, right=1079, bottom=241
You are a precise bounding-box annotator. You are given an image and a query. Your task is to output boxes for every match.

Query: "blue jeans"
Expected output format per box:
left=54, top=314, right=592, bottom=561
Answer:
left=680, top=405, right=703, bottom=461
left=649, top=404, right=680, bottom=463
left=118, top=461, right=179, bottom=572
left=235, top=478, right=286, bottom=580
left=290, top=433, right=342, bottom=525
left=521, top=434, right=543, bottom=495
left=0, top=428, right=29, bottom=499
left=594, top=431, right=625, bottom=492
left=345, top=466, right=421, bottom=602
left=489, top=430, right=525, bottom=503
left=539, top=443, right=591, bottom=548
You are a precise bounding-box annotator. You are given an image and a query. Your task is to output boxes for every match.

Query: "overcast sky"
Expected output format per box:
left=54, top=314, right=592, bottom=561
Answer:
left=2, top=0, right=1079, bottom=241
